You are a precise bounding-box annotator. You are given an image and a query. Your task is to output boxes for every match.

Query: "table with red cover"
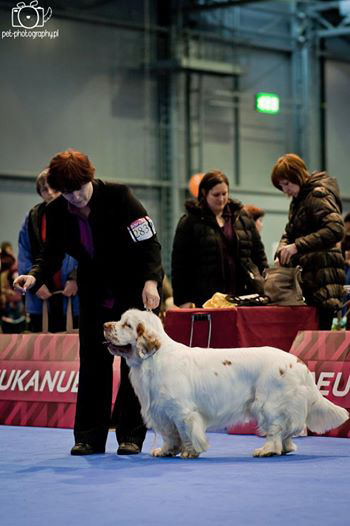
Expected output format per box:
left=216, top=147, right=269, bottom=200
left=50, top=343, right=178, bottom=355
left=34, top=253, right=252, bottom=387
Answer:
left=164, top=306, right=319, bottom=351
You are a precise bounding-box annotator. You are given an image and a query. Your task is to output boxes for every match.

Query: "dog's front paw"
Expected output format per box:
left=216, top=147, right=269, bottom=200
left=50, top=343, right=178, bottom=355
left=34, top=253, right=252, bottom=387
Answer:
left=151, top=447, right=179, bottom=457
left=152, top=447, right=166, bottom=457
left=180, top=450, right=200, bottom=459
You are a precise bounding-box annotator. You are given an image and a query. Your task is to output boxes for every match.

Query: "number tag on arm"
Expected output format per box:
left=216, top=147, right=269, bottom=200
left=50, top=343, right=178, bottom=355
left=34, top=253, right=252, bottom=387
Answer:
left=127, top=216, right=156, bottom=242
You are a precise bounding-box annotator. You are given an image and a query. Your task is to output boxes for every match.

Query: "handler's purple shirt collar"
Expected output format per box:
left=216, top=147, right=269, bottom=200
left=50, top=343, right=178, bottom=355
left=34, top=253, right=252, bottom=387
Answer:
left=67, top=200, right=115, bottom=308
left=67, top=202, right=94, bottom=258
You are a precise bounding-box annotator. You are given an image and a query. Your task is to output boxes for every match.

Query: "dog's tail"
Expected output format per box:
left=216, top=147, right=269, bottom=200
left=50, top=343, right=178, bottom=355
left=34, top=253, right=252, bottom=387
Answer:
left=305, top=370, right=349, bottom=433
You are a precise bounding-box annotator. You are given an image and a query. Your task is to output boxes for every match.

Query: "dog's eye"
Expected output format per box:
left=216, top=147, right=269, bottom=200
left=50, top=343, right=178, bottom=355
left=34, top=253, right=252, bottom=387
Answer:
left=122, top=322, right=132, bottom=329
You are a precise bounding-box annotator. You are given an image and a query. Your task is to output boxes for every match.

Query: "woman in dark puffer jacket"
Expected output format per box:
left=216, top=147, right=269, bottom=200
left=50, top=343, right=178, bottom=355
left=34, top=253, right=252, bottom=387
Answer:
left=271, top=153, right=345, bottom=329
left=171, top=170, right=268, bottom=308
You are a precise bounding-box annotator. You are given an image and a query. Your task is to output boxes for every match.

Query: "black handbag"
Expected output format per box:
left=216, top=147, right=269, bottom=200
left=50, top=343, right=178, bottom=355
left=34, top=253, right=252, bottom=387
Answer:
left=263, top=266, right=305, bottom=306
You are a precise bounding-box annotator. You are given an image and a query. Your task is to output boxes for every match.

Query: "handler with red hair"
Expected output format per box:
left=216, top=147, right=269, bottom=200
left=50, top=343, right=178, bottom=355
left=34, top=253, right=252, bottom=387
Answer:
left=14, top=149, right=163, bottom=456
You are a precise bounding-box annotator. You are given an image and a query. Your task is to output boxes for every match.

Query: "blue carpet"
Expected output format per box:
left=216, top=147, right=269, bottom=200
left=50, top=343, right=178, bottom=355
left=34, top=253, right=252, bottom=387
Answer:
left=0, top=426, right=349, bottom=526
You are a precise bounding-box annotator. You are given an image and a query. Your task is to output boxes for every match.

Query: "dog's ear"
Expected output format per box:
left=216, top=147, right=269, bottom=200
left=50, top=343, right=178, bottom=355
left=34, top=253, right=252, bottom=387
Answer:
left=136, top=322, right=161, bottom=359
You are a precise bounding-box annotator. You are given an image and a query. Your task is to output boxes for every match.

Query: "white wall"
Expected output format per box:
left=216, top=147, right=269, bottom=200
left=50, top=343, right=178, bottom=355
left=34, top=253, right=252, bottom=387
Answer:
left=0, top=10, right=158, bottom=179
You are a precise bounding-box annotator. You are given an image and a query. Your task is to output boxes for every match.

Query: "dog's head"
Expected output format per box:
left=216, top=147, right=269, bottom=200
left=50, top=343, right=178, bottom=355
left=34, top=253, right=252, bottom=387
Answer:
left=104, top=309, right=162, bottom=366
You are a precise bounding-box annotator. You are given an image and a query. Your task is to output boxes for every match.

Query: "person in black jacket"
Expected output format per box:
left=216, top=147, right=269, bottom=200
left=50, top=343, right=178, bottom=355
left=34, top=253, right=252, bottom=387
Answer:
left=14, top=149, right=163, bottom=456
left=18, top=169, right=79, bottom=332
left=271, top=153, right=345, bottom=329
left=171, top=170, right=268, bottom=308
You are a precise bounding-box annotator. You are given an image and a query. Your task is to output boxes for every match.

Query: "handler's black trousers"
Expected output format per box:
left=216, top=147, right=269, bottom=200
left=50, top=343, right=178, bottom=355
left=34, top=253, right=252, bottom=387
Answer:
left=73, top=303, right=146, bottom=451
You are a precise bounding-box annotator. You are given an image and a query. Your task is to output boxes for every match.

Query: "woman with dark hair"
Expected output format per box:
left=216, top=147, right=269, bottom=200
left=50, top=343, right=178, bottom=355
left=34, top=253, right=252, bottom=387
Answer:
left=271, top=153, right=345, bottom=329
left=14, top=149, right=163, bottom=456
left=171, top=169, right=268, bottom=308
left=18, top=169, right=79, bottom=333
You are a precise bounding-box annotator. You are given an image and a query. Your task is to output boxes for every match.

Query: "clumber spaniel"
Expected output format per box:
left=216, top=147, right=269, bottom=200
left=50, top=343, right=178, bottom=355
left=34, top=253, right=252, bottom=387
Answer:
left=104, top=309, right=348, bottom=458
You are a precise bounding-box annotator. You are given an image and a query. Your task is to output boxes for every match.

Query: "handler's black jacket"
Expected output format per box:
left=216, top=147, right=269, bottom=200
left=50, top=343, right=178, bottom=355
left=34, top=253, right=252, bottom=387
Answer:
left=29, top=179, right=163, bottom=307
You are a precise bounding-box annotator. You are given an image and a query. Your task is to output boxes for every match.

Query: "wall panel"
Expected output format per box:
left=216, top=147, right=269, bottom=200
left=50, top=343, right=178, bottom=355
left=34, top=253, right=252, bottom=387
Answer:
left=325, top=60, right=350, bottom=206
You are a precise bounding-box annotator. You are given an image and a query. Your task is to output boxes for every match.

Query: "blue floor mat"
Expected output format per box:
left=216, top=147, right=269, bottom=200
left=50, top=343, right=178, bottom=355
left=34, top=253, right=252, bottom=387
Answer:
left=1, top=426, right=349, bottom=526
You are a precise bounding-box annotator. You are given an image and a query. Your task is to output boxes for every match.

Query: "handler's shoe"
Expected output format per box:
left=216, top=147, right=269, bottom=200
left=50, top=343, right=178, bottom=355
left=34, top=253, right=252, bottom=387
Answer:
left=117, top=442, right=141, bottom=455
left=71, top=443, right=105, bottom=455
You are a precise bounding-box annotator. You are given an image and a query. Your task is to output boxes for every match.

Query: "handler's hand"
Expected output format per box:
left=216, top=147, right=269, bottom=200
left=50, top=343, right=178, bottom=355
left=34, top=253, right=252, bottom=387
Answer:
left=63, top=279, right=78, bottom=297
left=142, top=280, right=160, bottom=311
left=36, top=284, right=52, bottom=300
left=13, top=274, right=36, bottom=294
left=279, top=243, right=298, bottom=265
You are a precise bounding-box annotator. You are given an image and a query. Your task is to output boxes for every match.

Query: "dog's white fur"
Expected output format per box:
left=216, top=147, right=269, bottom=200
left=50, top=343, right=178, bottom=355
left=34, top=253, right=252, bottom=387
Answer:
left=104, top=309, right=349, bottom=458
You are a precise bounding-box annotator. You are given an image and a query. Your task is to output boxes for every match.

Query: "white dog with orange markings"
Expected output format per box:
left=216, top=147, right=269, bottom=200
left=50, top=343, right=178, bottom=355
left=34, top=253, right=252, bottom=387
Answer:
left=104, top=309, right=348, bottom=459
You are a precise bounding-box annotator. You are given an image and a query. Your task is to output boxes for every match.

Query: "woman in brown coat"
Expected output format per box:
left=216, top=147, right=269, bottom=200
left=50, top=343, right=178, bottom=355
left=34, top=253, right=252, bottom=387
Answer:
left=271, top=153, right=345, bottom=329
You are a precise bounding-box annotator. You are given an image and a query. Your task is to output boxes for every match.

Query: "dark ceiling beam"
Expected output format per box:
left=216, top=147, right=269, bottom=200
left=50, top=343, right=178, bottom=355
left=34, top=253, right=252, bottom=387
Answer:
left=309, top=1, right=344, bottom=12
left=180, top=0, right=268, bottom=12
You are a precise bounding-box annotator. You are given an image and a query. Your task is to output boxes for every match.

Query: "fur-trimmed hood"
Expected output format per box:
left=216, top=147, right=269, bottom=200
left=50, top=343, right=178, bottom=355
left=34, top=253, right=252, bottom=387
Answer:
left=184, top=198, right=243, bottom=218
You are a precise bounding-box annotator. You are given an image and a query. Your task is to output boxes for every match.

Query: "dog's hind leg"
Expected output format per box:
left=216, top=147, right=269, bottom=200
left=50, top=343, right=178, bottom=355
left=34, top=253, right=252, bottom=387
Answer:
left=252, top=423, right=283, bottom=457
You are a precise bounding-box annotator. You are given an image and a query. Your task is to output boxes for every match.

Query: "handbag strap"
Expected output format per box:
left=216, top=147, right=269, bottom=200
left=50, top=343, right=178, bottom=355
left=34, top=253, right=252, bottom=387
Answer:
left=293, top=266, right=302, bottom=289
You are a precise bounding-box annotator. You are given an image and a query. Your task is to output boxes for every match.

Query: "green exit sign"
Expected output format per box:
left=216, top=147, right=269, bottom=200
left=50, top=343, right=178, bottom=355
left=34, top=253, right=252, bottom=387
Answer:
left=256, top=92, right=280, bottom=114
